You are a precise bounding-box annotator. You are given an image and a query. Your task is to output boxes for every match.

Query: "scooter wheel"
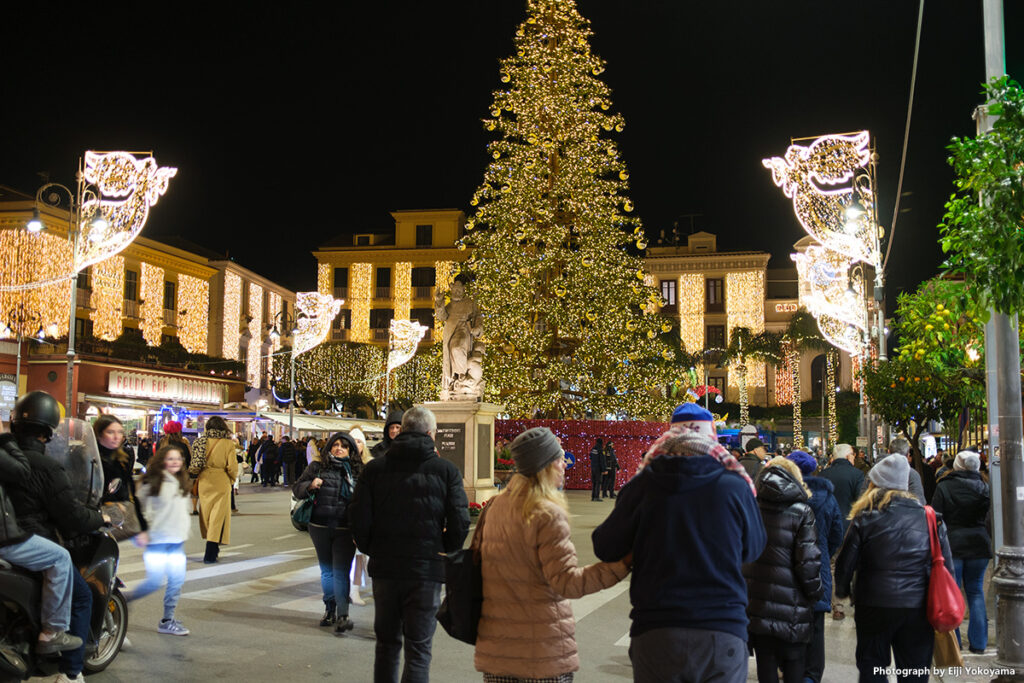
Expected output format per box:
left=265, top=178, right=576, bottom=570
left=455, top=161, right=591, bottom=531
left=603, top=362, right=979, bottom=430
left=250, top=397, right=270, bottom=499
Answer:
left=83, top=588, right=127, bottom=673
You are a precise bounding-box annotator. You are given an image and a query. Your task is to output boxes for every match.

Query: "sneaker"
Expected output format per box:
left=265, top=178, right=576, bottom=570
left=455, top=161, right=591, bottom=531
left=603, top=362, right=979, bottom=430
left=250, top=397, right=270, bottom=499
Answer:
left=832, top=606, right=845, bottom=621
left=334, top=617, right=354, bottom=635
left=52, top=673, right=83, bottom=682
left=36, top=631, right=84, bottom=654
left=157, top=619, right=190, bottom=636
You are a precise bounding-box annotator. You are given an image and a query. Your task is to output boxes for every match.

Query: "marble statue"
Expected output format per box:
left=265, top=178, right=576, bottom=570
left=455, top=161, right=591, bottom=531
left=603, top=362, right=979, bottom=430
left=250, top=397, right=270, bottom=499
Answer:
left=435, top=279, right=484, bottom=400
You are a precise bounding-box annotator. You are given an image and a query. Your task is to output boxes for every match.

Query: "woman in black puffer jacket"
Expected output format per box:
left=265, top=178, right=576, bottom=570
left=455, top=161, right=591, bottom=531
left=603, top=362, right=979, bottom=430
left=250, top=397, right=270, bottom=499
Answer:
left=744, top=457, right=823, bottom=683
left=835, top=454, right=954, bottom=683
left=293, top=432, right=362, bottom=634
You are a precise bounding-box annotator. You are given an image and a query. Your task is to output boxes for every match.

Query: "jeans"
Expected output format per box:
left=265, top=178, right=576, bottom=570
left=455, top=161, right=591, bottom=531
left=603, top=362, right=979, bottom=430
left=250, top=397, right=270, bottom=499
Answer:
left=629, top=627, right=747, bottom=683
left=804, top=611, right=826, bottom=682
left=372, top=578, right=441, bottom=683
left=0, top=534, right=74, bottom=632
left=308, top=525, right=356, bottom=613
left=751, top=632, right=805, bottom=683
left=61, top=570, right=91, bottom=677
left=854, top=605, right=933, bottom=683
left=953, top=557, right=989, bottom=651
left=127, top=543, right=186, bottom=621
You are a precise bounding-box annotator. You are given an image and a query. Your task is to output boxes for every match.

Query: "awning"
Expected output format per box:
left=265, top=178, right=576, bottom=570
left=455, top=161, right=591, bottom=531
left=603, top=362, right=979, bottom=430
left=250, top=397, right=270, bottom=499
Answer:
left=256, top=411, right=384, bottom=435
left=83, top=394, right=223, bottom=414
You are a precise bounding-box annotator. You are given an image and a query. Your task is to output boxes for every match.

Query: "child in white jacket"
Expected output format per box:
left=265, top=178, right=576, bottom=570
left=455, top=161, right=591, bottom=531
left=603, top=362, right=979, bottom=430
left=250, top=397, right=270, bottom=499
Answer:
left=128, top=444, right=192, bottom=636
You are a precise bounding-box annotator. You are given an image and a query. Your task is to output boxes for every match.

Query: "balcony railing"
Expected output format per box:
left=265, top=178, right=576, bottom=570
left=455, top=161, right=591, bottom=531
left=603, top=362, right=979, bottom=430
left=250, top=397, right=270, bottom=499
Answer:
left=374, top=287, right=391, bottom=300
left=413, top=286, right=433, bottom=300
left=123, top=300, right=140, bottom=319
left=331, top=328, right=349, bottom=341
left=334, top=287, right=347, bottom=300
left=76, top=288, right=92, bottom=309
left=163, top=309, right=177, bottom=327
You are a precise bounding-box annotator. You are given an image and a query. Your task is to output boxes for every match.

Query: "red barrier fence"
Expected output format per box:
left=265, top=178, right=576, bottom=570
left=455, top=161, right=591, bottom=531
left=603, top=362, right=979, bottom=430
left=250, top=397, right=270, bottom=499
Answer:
left=495, top=419, right=670, bottom=491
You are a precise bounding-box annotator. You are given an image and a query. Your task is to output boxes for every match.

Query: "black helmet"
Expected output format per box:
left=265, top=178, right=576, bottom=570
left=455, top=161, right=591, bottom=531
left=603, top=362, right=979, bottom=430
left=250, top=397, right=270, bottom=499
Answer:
left=11, top=391, right=62, bottom=436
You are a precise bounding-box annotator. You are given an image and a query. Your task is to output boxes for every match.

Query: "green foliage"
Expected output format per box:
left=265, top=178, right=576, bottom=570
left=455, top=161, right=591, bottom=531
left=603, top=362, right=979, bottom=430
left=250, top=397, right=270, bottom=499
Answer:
left=939, top=76, right=1024, bottom=315
left=893, top=277, right=986, bottom=373
left=392, top=343, right=442, bottom=405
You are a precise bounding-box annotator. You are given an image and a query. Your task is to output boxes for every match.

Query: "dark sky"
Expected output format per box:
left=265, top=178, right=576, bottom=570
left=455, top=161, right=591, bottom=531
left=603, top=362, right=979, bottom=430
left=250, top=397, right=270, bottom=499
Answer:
left=1, top=1, right=1021, bottom=299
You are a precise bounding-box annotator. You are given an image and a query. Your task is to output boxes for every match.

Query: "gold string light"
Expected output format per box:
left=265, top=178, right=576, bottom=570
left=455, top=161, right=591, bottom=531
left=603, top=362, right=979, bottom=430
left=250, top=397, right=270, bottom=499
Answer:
left=267, top=291, right=283, bottom=351
left=827, top=351, right=838, bottom=445
left=726, top=271, right=766, bottom=387
left=775, top=347, right=794, bottom=405
left=222, top=271, right=242, bottom=360
left=140, top=262, right=165, bottom=346
left=0, top=229, right=69, bottom=337
left=349, top=263, right=371, bottom=343
left=293, top=291, right=342, bottom=358
left=247, top=282, right=264, bottom=386
left=394, top=262, right=412, bottom=321
left=91, top=256, right=125, bottom=340
left=790, top=346, right=803, bottom=448
left=318, top=263, right=331, bottom=295
left=177, top=274, right=209, bottom=354
left=678, top=274, right=705, bottom=354
left=434, top=261, right=455, bottom=338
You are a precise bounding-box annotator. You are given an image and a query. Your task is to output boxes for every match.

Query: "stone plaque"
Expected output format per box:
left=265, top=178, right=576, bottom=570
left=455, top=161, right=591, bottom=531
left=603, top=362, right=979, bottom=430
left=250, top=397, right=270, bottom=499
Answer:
left=436, top=422, right=466, bottom=475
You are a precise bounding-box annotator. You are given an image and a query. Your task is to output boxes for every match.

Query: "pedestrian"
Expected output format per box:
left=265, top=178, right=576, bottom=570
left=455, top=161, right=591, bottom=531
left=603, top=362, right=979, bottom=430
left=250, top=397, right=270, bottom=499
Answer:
left=261, top=437, right=281, bottom=486
left=347, top=427, right=370, bottom=607
left=601, top=439, right=619, bottom=498
left=739, top=437, right=767, bottom=481
left=786, top=450, right=843, bottom=683
left=370, top=410, right=404, bottom=459
left=93, top=415, right=149, bottom=545
left=349, top=406, right=469, bottom=683
left=293, top=432, right=361, bottom=634
left=593, top=404, right=766, bottom=683
left=476, top=427, right=631, bottom=681
left=158, top=422, right=195, bottom=515
left=853, top=447, right=871, bottom=476
left=188, top=417, right=238, bottom=564
left=137, top=436, right=153, bottom=469
left=306, top=435, right=318, bottom=466
left=588, top=438, right=604, bottom=501
left=936, top=450, right=955, bottom=482
left=246, top=434, right=262, bottom=483
left=931, top=450, right=991, bottom=654
left=818, top=442, right=865, bottom=621
left=128, top=443, right=192, bottom=636
left=280, top=435, right=297, bottom=485
left=886, top=438, right=926, bottom=504
left=834, top=454, right=954, bottom=683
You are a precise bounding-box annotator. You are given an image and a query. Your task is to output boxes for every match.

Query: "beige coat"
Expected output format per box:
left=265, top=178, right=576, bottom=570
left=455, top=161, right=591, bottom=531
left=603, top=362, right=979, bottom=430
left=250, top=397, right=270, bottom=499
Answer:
left=474, top=490, right=629, bottom=679
left=197, top=438, right=238, bottom=544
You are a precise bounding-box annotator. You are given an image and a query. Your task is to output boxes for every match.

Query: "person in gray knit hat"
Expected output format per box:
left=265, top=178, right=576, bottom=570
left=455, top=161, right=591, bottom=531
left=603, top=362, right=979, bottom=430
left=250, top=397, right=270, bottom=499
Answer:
left=510, top=427, right=564, bottom=476
left=867, top=454, right=910, bottom=491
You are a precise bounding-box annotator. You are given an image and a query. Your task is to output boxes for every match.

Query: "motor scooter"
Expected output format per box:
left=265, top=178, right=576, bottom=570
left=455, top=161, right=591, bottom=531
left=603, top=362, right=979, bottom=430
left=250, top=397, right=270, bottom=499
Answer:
left=0, top=419, right=128, bottom=681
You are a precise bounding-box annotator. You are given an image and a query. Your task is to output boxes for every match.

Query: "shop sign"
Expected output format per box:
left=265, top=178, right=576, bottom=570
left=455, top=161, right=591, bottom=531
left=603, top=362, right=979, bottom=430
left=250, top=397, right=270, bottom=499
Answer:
left=775, top=302, right=799, bottom=313
left=108, top=370, right=222, bottom=405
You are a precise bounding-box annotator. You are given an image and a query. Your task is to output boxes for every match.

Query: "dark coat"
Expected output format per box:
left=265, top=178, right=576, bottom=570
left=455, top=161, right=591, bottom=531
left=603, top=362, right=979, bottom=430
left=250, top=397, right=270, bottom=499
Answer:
left=819, top=459, right=865, bottom=532
left=834, top=496, right=954, bottom=608
left=593, top=454, right=767, bottom=642
left=349, top=431, right=469, bottom=582
left=931, top=470, right=992, bottom=559
left=604, top=444, right=619, bottom=472
left=804, top=475, right=844, bottom=612
left=738, top=453, right=764, bottom=481
left=280, top=440, right=297, bottom=464
left=7, top=435, right=105, bottom=544
left=370, top=410, right=404, bottom=460
left=98, top=444, right=148, bottom=532
left=0, top=434, right=31, bottom=546
left=588, top=445, right=605, bottom=473
left=292, top=433, right=362, bottom=529
left=743, top=466, right=822, bottom=643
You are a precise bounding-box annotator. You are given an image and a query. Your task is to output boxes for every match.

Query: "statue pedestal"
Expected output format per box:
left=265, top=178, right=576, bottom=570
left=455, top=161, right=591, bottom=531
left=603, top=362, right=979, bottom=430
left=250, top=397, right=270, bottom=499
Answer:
left=423, top=401, right=503, bottom=504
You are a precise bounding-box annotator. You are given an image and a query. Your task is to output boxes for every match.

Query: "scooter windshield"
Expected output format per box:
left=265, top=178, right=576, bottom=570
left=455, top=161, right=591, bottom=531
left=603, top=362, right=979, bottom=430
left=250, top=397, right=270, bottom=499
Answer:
left=44, top=418, right=103, bottom=509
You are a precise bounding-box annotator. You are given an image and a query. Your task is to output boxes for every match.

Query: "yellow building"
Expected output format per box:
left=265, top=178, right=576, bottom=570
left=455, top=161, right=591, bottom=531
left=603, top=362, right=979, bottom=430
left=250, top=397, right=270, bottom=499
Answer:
left=312, top=209, right=467, bottom=345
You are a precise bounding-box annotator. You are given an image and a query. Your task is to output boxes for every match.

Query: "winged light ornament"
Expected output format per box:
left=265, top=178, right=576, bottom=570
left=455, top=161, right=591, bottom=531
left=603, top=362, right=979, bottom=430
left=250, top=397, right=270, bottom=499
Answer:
left=292, top=292, right=342, bottom=358
left=387, top=319, right=428, bottom=373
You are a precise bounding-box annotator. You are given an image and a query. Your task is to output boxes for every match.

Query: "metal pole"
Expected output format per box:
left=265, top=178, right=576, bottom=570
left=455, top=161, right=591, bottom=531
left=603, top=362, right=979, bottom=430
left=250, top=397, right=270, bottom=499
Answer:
left=64, top=164, right=83, bottom=417
left=288, top=353, right=295, bottom=441
left=15, top=331, right=22, bottom=392
left=976, top=2, right=1024, bottom=679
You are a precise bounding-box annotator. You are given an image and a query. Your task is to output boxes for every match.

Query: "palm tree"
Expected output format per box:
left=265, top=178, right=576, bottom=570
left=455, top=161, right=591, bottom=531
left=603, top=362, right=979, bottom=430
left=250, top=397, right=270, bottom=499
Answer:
left=725, top=329, right=783, bottom=427
left=783, top=309, right=831, bottom=449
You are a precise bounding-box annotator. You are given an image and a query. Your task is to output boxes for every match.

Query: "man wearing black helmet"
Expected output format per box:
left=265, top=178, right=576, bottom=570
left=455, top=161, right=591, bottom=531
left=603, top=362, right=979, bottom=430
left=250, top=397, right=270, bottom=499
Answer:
left=7, top=391, right=107, bottom=683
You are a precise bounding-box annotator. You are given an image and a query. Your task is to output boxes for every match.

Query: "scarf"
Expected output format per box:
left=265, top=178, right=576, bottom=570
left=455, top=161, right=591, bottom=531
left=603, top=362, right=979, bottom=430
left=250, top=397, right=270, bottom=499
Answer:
left=637, top=427, right=756, bottom=496
left=188, top=429, right=232, bottom=476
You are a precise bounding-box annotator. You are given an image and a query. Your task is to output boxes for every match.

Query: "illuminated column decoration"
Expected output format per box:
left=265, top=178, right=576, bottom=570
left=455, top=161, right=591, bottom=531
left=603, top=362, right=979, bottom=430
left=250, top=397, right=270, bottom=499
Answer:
left=247, top=282, right=264, bottom=387
left=139, top=262, right=165, bottom=346
left=678, top=273, right=704, bottom=354
left=90, top=256, right=125, bottom=340
left=737, top=363, right=749, bottom=426
left=222, top=271, right=242, bottom=360
left=726, top=271, right=766, bottom=387
left=775, top=349, right=793, bottom=405
left=176, top=274, right=209, bottom=354
left=827, top=351, right=838, bottom=445
left=0, top=229, right=71, bottom=337
left=292, top=291, right=343, bottom=358
left=267, top=291, right=283, bottom=352
left=434, top=260, right=456, bottom=338
left=317, top=263, right=331, bottom=295
left=349, top=263, right=372, bottom=343
left=394, top=262, right=412, bottom=321
left=791, top=347, right=803, bottom=448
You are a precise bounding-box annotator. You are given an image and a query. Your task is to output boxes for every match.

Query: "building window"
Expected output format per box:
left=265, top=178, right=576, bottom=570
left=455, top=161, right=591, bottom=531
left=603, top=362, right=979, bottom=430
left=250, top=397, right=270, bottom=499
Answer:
left=161, top=333, right=177, bottom=346
left=356, top=235, right=370, bottom=246
left=76, top=268, right=90, bottom=290
left=370, top=308, right=394, bottom=329
left=376, top=267, right=391, bottom=288
left=708, top=376, right=726, bottom=393
left=332, top=310, right=351, bottom=330
left=411, top=267, right=435, bottom=287
left=706, top=278, right=724, bottom=312
left=706, top=324, right=726, bottom=349
left=75, top=317, right=93, bottom=338
left=163, top=281, right=176, bottom=310
left=411, top=308, right=433, bottom=328
left=416, top=224, right=433, bottom=247
left=334, top=267, right=348, bottom=288
left=660, top=279, right=677, bottom=306
left=124, top=270, right=138, bottom=301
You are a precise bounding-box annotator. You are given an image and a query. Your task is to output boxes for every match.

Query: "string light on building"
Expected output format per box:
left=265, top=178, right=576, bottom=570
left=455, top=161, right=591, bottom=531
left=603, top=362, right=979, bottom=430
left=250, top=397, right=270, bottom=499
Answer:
left=394, top=262, right=412, bottom=321
left=318, top=263, right=331, bottom=295
left=790, top=347, right=803, bottom=448
left=678, top=273, right=704, bottom=354
left=90, top=256, right=124, bottom=340
left=0, top=229, right=69, bottom=337
left=267, top=291, right=283, bottom=351
left=247, top=282, right=264, bottom=387
left=176, top=274, right=209, bottom=354
left=775, top=348, right=794, bottom=405
left=140, top=262, right=165, bottom=346
left=827, top=351, right=838, bottom=445
left=726, top=271, right=766, bottom=388
left=292, top=291, right=342, bottom=358
left=222, top=271, right=242, bottom=360
left=349, top=263, right=371, bottom=343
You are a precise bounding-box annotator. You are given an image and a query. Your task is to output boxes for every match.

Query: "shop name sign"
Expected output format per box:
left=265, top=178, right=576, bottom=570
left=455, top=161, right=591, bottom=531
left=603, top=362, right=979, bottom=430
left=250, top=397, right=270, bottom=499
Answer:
left=108, top=371, right=222, bottom=405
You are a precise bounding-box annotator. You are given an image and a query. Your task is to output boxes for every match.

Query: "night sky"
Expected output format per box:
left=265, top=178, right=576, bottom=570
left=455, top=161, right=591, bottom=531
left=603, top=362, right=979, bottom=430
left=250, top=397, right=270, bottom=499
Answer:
left=1, top=2, right=1021, bottom=299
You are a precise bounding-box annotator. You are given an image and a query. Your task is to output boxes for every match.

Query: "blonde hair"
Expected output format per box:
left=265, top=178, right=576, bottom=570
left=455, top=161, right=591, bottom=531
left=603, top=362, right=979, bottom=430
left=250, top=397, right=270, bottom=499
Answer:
left=765, top=456, right=811, bottom=497
left=848, top=481, right=918, bottom=520
left=503, top=460, right=568, bottom=523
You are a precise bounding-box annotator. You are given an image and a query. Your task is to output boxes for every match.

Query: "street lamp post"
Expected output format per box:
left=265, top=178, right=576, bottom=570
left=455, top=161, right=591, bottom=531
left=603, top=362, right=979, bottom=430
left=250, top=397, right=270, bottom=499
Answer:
left=268, top=311, right=298, bottom=441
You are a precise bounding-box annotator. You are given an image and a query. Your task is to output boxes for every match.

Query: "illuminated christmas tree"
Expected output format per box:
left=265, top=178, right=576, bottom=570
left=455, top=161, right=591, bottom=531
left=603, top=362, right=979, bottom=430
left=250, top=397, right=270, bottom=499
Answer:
left=463, top=0, right=670, bottom=418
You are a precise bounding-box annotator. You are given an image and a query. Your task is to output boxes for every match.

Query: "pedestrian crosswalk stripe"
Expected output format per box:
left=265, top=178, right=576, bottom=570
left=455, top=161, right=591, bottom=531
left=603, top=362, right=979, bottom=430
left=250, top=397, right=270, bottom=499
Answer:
left=180, top=564, right=321, bottom=602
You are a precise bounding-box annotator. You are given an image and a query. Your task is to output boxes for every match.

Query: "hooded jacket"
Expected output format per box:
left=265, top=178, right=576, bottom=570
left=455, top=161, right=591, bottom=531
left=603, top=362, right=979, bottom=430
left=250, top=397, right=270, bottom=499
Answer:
left=592, top=453, right=766, bottom=641
left=370, top=410, right=404, bottom=460
left=819, top=458, right=865, bottom=533
left=804, top=475, right=844, bottom=612
left=931, top=470, right=991, bottom=559
left=0, top=434, right=31, bottom=547
left=349, top=430, right=469, bottom=582
left=743, top=467, right=823, bottom=643
left=292, top=433, right=362, bottom=529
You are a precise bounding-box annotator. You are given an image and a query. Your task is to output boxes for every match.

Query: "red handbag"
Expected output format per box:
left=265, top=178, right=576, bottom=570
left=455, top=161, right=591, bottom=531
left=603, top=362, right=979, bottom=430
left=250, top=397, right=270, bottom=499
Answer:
left=925, top=505, right=965, bottom=632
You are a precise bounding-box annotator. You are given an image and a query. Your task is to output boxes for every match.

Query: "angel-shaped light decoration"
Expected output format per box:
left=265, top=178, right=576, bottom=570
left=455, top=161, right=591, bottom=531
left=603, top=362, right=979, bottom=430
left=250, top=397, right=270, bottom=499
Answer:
left=77, top=151, right=177, bottom=272
left=387, top=319, right=429, bottom=374
left=292, top=291, right=342, bottom=358
left=792, top=245, right=868, bottom=355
